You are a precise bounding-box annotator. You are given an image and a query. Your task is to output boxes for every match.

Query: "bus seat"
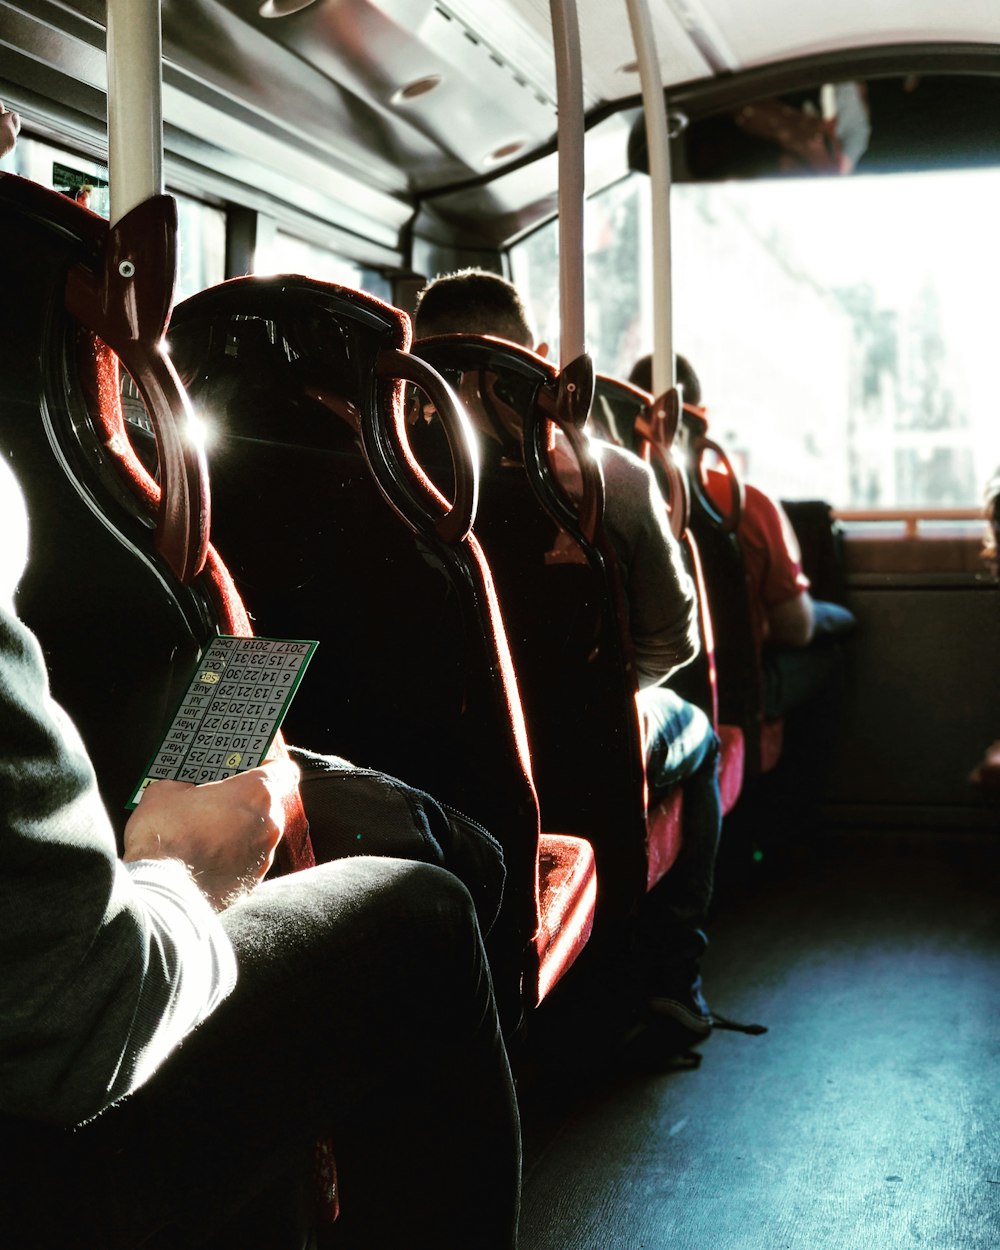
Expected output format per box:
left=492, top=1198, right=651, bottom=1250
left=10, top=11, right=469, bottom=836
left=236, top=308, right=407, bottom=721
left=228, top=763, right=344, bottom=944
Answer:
left=165, top=275, right=595, bottom=1017
left=0, top=173, right=329, bottom=1228
left=413, top=338, right=689, bottom=928
left=780, top=498, right=851, bottom=606
left=673, top=411, right=784, bottom=780
left=0, top=173, right=313, bottom=866
left=595, top=374, right=746, bottom=814
left=536, top=834, right=598, bottom=1003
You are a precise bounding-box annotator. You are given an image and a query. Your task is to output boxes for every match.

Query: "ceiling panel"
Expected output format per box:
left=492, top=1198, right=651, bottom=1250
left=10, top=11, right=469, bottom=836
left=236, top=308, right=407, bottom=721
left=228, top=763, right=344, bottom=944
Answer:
left=459, top=0, right=713, bottom=103
left=693, top=0, right=1000, bottom=68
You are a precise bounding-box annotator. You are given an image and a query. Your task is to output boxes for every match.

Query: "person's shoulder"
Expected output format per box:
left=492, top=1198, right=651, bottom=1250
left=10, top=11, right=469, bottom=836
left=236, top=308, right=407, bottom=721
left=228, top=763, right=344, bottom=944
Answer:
left=588, top=436, right=654, bottom=487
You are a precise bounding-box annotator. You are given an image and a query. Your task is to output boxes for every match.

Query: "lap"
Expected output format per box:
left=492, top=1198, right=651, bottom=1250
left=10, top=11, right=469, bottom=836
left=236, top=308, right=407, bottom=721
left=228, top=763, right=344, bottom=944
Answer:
left=637, top=687, right=718, bottom=787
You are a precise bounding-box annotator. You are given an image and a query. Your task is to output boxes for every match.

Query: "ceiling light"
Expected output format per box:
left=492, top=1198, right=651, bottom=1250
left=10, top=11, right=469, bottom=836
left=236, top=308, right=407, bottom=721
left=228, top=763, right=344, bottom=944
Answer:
left=485, top=140, right=525, bottom=166
left=391, top=76, right=443, bottom=105
left=258, top=0, right=320, bottom=18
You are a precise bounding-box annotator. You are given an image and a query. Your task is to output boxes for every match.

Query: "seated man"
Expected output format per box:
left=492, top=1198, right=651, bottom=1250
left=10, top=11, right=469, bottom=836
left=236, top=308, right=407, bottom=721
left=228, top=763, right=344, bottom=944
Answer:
left=413, top=269, right=723, bottom=1049
left=0, top=156, right=520, bottom=1241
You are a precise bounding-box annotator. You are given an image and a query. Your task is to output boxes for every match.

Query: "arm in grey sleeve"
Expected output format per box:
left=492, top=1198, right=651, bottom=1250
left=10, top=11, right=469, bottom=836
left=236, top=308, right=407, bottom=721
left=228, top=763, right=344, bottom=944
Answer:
left=0, top=604, right=236, bottom=1127
left=598, top=445, right=701, bottom=689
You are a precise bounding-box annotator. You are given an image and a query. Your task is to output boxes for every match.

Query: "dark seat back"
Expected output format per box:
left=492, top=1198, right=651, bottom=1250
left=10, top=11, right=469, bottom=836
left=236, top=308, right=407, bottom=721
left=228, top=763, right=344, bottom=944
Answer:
left=0, top=175, right=313, bottom=867
left=167, top=278, right=545, bottom=1020
left=413, top=339, right=682, bottom=922
left=780, top=498, right=850, bottom=605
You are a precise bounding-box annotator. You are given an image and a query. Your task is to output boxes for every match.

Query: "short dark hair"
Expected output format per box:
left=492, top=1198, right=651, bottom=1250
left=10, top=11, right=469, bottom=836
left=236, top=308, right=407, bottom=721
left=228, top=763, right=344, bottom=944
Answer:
left=627, top=352, right=701, bottom=406
left=413, top=268, right=534, bottom=347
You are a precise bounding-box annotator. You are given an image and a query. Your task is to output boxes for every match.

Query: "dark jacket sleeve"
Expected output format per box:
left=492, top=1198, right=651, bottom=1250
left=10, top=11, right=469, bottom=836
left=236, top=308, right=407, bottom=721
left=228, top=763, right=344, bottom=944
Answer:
left=0, top=602, right=236, bottom=1127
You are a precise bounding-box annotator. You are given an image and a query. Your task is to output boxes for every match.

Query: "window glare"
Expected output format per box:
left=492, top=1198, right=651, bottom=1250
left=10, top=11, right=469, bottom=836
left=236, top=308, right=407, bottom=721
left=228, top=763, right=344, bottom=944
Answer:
left=174, top=192, right=226, bottom=302
left=511, top=167, right=1000, bottom=512
left=255, top=230, right=391, bottom=302
left=672, top=170, right=999, bottom=511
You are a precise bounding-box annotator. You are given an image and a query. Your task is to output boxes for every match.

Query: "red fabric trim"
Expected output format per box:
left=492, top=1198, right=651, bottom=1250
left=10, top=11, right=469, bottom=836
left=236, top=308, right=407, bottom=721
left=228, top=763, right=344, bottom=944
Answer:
left=535, top=833, right=596, bottom=1004
left=718, top=724, right=745, bottom=817
left=645, top=787, right=684, bottom=892
left=760, top=718, right=784, bottom=774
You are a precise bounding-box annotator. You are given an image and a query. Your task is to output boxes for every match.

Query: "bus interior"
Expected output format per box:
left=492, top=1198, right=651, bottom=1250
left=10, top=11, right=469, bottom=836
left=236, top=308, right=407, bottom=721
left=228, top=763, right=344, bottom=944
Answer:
left=1, top=1, right=998, bottom=1246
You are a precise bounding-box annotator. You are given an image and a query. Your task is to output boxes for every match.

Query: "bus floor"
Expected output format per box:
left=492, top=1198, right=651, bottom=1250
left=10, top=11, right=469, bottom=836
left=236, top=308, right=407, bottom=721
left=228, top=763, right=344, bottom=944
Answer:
left=517, top=825, right=1000, bottom=1250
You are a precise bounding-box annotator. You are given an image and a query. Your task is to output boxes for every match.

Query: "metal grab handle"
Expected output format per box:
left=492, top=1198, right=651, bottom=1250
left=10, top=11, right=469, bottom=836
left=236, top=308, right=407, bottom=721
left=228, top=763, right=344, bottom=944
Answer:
left=372, top=347, right=479, bottom=545
left=635, top=386, right=688, bottom=540
left=692, top=434, right=744, bottom=534
left=532, top=353, right=604, bottom=546
left=65, top=193, right=209, bottom=584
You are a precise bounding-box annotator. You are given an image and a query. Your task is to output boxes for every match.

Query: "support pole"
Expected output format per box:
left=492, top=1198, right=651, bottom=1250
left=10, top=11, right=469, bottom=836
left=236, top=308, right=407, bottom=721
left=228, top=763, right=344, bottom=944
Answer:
left=625, top=0, right=674, bottom=396
left=106, top=0, right=163, bottom=226
left=549, top=0, right=586, bottom=367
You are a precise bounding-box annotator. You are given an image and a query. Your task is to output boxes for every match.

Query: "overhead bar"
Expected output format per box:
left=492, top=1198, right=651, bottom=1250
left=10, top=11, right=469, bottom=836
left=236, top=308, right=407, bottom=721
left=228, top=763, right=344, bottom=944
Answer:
left=549, top=0, right=586, bottom=367
left=106, top=0, right=163, bottom=226
left=625, top=0, right=674, bottom=396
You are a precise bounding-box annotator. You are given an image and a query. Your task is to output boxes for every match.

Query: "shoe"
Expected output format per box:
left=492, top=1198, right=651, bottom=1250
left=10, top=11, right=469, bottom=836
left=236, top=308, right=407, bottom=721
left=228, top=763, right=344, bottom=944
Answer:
left=647, top=982, right=713, bottom=1050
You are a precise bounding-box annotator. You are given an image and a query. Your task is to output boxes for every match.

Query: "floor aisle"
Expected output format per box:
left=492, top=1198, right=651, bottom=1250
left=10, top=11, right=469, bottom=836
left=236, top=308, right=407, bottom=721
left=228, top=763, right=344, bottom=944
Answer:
left=518, top=830, right=1000, bottom=1250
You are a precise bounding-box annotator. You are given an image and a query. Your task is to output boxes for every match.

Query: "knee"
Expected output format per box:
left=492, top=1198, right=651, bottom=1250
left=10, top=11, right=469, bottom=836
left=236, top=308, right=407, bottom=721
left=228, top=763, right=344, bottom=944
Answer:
left=365, top=858, right=479, bottom=934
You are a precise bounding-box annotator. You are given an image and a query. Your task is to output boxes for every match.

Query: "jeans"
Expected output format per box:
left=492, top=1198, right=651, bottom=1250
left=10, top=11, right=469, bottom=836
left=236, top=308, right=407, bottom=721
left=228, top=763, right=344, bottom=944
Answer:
left=636, top=687, right=722, bottom=991
left=1, top=859, right=521, bottom=1249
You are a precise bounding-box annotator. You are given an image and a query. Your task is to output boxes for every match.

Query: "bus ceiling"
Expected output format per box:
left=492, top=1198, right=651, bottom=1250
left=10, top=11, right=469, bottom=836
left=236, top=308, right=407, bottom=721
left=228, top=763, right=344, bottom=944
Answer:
left=4, top=4, right=1000, bottom=247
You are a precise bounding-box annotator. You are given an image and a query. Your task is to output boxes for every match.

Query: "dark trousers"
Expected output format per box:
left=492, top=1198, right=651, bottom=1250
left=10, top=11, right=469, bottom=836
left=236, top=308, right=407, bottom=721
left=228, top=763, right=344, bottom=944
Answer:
left=1, top=859, right=521, bottom=1249
left=637, top=688, right=722, bottom=987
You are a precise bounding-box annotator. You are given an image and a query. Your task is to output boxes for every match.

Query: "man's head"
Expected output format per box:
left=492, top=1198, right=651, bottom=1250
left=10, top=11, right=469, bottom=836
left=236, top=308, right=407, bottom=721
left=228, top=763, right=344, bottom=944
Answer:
left=413, top=268, right=537, bottom=351
left=0, top=102, right=21, bottom=160
left=628, top=352, right=702, bottom=407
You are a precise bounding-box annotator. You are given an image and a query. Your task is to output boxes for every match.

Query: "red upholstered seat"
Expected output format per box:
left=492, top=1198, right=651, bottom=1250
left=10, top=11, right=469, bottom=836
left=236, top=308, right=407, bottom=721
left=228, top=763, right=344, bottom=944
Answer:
left=645, top=788, right=684, bottom=893
left=536, top=834, right=598, bottom=1002
left=719, top=723, right=746, bottom=816
left=759, top=718, right=785, bottom=775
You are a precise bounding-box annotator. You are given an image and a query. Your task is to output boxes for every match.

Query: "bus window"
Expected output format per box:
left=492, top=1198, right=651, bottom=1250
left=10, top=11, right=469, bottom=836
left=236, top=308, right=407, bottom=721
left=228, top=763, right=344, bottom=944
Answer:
left=254, top=227, right=391, bottom=302
left=174, top=191, right=226, bottom=303
left=514, top=165, right=999, bottom=524
left=669, top=170, right=1000, bottom=516
left=3, top=134, right=224, bottom=302
left=509, top=172, right=650, bottom=383
left=3, top=134, right=110, bottom=216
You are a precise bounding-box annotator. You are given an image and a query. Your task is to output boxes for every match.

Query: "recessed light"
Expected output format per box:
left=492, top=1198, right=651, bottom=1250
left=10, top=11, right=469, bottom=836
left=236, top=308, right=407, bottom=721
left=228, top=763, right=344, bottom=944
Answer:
left=259, top=0, right=320, bottom=18
left=391, top=75, right=443, bottom=104
left=485, top=140, right=525, bottom=165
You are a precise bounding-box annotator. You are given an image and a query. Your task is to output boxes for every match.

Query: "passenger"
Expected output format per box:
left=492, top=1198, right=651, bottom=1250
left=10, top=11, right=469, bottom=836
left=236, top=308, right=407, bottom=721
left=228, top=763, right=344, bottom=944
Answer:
left=0, top=99, right=21, bottom=157
left=0, top=151, right=520, bottom=1240
left=629, top=351, right=856, bottom=722
left=413, top=269, right=724, bottom=1052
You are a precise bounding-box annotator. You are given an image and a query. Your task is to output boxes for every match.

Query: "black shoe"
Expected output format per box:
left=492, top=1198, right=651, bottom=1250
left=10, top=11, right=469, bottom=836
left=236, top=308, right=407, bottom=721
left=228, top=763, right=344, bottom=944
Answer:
left=646, top=980, right=713, bottom=1051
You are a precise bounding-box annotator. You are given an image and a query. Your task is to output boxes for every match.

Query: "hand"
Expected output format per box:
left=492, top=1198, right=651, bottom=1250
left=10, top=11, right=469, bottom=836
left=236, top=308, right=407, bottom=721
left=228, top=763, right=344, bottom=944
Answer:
left=123, top=759, right=299, bottom=910
left=0, top=103, right=21, bottom=159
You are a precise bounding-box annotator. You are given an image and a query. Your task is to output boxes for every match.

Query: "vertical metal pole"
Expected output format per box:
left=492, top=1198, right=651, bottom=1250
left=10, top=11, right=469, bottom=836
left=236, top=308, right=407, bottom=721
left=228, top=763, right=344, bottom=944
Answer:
left=549, top=0, right=586, bottom=367
left=625, top=0, right=674, bottom=396
left=106, top=0, right=163, bottom=226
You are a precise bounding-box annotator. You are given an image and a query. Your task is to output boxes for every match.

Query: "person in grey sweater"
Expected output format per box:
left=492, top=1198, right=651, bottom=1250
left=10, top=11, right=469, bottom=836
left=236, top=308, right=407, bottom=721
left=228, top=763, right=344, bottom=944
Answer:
left=413, top=269, right=723, bottom=1051
left=0, top=385, right=519, bottom=1239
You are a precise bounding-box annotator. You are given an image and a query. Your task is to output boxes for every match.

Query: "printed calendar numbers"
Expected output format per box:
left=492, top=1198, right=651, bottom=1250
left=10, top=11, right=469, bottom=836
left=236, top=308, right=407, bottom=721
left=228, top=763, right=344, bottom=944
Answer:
left=128, top=635, right=318, bottom=807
